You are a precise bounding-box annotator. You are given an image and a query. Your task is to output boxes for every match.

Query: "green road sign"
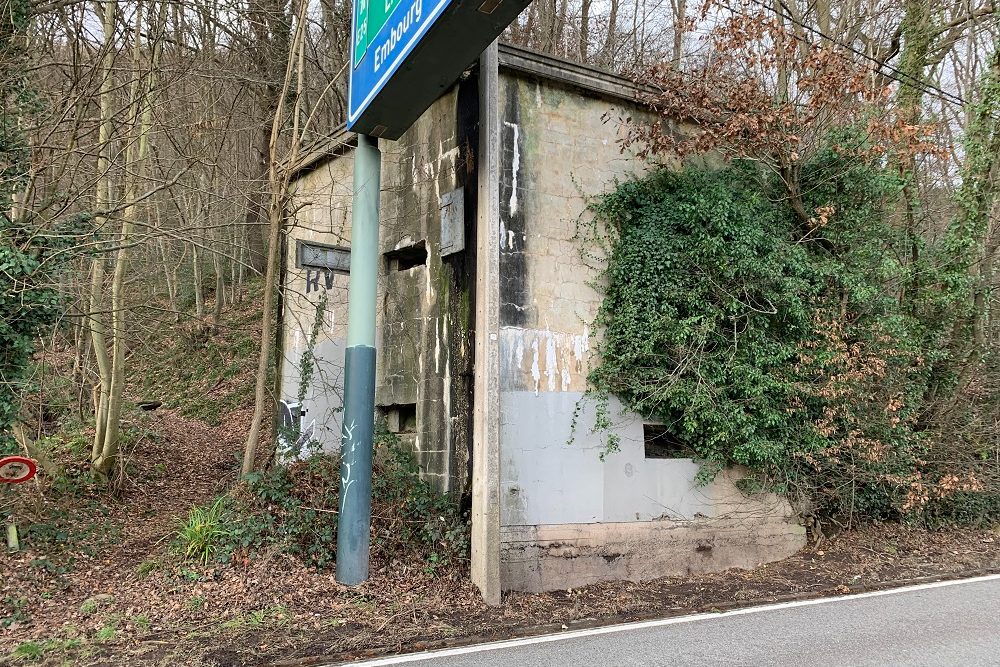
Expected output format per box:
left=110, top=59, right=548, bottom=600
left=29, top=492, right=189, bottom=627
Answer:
left=353, top=0, right=405, bottom=67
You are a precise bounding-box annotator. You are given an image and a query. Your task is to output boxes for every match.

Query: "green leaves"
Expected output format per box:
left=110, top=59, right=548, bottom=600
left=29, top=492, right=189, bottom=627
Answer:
left=177, top=498, right=232, bottom=565
left=591, top=166, right=808, bottom=466
left=586, top=142, right=952, bottom=521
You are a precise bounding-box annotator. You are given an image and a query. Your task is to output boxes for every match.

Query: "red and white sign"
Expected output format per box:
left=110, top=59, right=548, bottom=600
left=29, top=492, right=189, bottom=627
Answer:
left=0, top=456, right=37, bottom=484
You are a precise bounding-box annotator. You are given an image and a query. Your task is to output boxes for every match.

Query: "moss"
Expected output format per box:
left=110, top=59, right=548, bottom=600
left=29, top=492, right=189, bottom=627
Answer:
left=457, top=284, right=471, bottom=335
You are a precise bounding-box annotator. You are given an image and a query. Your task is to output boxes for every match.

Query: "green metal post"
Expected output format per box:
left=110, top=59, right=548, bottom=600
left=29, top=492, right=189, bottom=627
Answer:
left=336, top=133, right=381, bottom=585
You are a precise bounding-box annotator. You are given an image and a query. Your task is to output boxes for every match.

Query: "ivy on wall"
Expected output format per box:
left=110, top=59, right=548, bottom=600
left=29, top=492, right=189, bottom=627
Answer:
left=583, top=135, right=970, bottom=521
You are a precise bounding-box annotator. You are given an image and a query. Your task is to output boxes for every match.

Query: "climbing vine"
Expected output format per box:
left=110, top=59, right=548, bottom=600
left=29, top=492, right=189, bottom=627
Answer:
left=583, top=133, right=974, bottom=522
left=278, top=290, right=330, bottom=459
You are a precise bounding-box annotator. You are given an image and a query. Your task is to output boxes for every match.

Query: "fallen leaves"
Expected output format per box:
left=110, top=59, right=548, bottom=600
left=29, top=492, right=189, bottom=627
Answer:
left=4, top=411, right=1000, bottom=667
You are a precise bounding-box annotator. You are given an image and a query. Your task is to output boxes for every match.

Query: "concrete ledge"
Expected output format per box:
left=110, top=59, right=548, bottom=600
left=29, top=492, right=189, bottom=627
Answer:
left=497, top=44, right=649, bottom=105
left=500, top=518, right=807, bottom=593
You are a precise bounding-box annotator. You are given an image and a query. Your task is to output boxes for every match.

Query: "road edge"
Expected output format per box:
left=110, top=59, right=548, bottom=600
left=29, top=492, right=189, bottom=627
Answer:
left=269, top=568, right=1000, bottom=667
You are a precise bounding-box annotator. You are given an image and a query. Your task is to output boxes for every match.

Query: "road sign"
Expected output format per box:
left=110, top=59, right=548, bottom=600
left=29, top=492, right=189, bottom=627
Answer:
left=0, top=456, right=37, bottom=484
left=348, top=0, right=532, bottom=139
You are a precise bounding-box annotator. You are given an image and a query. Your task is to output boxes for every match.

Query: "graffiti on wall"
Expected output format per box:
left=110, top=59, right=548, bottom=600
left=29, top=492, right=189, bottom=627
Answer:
left=305, top=268, right=344, bottom=294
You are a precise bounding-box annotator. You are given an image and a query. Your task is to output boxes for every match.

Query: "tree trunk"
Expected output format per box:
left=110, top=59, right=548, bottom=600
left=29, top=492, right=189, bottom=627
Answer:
left=601, top=0, right=619, bottom=67
left=243, top=0, right=307, bottom=475
left=670, top=0, right=685, bottom=69
left=92, top=0, right=161, bottom=477
left=212, top=252, right=225, bottom=326
left=896, top=0, right=932, bottom=310
left=192, top=240, right=204, bottom=318
left=89, top=0, right=117, bottom=465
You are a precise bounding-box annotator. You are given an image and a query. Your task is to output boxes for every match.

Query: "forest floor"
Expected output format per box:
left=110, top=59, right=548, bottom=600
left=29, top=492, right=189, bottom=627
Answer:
left=2, top=403, right=1000, bottom=667
left=3, top=295, right=1000, bottom=666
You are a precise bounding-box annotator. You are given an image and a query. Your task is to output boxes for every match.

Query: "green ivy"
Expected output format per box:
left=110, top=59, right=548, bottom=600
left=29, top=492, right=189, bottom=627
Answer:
left=584, top=134, right=963, bottom=520
left=1, top=0, right=87, bottom=453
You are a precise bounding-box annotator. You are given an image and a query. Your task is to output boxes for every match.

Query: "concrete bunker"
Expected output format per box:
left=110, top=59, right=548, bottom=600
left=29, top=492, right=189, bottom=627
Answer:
left=277, top=44, right=806, bottom=599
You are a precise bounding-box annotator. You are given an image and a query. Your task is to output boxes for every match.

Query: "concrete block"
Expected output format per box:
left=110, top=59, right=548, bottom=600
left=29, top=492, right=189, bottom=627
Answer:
left=500, top=518, right=807, bottom=593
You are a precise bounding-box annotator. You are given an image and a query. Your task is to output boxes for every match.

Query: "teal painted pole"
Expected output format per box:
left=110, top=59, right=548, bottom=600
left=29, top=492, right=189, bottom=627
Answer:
left=336, top=134, right=381, bottom=585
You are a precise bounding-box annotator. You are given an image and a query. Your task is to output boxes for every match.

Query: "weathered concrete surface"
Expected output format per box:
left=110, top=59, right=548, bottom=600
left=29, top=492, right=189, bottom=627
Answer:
left=471, top=42, right=503, bottom=607
left=494, top=65, right=805, bottom=592
left=376, top=85, right=464, bottom=493
left=284, top=47, right=808, bottom=599
left=283, top=81, right=479, bottom=494
left=500, top=518, right=806, bottom=593
left=281, top=141, right=355, bottom=456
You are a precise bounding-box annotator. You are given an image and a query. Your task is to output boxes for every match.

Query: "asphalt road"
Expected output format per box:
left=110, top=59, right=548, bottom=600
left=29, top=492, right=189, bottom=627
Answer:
left=337, top=575, right=1000, bottom=667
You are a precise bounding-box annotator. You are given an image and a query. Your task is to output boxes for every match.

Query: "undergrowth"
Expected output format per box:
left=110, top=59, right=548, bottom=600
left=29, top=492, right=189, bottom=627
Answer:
left=135, top=283, right=261, bottom=426
left=581, top=135, right=1000, bottom=526
left=176, top=430, right=469, bottom=575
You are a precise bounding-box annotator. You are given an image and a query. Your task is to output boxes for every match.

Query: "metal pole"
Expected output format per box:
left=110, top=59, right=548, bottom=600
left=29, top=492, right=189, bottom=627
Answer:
left=336, top=133, right=381, bottom=585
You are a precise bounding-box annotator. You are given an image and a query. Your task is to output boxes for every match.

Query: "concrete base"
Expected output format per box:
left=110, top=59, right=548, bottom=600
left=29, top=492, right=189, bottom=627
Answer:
left=500, top=518, right=807, bottom=593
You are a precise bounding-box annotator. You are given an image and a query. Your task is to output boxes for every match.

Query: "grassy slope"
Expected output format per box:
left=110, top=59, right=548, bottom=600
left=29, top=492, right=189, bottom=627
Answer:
left=133, top=284, right=261, bottom=426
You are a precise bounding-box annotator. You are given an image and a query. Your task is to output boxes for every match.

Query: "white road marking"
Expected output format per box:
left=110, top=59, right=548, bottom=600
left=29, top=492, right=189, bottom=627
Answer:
left=328, top=573, right=1000, bottom=666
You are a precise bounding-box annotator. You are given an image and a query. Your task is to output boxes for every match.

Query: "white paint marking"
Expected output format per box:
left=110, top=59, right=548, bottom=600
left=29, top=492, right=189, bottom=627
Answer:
left=574, top=327, right=589, bottom=362
left=530, top=339, right=540, bottom=395
left=502, top=120, right=520, bottom=216
left=424, top=257, right=432, bottom=307
left=545, top=333, right=557, bottom=392
left=330, top=574, right=1000, bottom=666
left=434, top=317, right=441, bottom=374
left=439, top=145, right=459, bottom=166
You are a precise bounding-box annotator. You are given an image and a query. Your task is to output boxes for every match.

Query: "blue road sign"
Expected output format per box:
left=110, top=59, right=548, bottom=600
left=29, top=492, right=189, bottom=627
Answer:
left=349, top=0, right=452, bottom=128
left=347, top=0, right=532, bottom=139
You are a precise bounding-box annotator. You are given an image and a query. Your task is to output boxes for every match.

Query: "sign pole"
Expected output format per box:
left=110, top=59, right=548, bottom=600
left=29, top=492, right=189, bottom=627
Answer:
left=336, top=133, right=381, bottom=585
left=1, top=455, right=38, bottom=553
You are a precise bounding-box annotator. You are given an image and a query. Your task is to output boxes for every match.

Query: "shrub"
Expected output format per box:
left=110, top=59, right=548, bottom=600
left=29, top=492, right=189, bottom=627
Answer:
left=221, top=430, right=469, bottom=574
left=582, top=141, right=977, bottom=524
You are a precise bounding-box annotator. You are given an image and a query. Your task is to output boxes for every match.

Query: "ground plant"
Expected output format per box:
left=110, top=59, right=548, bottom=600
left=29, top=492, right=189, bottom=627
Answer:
left=190, top=430, right=470, bottom=573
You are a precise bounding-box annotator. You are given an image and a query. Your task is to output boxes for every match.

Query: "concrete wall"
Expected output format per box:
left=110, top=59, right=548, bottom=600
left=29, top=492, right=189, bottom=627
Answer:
left=375, top=77, right=480, bottom=495
left=281, top=153, right=355, bottom=457
left=494, top=67, right=805, bottom=592
left=282, top=77, right=480, bottom=495
left=282, top=47, right=806, bottom=596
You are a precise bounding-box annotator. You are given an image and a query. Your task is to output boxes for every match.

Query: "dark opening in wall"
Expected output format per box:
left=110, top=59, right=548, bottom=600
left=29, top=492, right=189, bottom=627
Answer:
left=643, top=423, right=694, bottom=459
left=384, top=403, right=418, bottom=434
left=385, top=241, right=427, bottom=271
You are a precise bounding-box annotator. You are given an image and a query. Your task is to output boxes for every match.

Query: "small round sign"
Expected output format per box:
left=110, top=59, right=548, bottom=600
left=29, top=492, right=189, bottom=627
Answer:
left=0, top=456, right=37, bottom=484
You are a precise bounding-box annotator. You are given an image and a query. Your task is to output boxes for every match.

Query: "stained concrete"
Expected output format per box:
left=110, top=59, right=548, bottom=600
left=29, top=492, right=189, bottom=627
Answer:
left=282, top=82, right=479, bottom=494
left=471, top=42, right=503, bottom=606
left=500, top=518, right=806, bottom=593
left=283, top=45, right=807, bottom=599
left=281, top=148, right=355, bottom=456
left=492, top=60, right=804, bottom=592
